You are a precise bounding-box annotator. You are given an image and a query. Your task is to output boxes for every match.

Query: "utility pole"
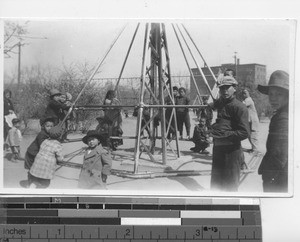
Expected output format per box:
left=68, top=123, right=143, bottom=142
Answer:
left=234, top=51, right=238, bottom=78
left=18, top=42, right=21, bottom=87
left=13, top=35, right=47, bottom=87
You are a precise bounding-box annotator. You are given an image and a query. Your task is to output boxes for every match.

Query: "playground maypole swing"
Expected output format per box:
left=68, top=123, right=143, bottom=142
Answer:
left=59, top=22, right=239, bottom=179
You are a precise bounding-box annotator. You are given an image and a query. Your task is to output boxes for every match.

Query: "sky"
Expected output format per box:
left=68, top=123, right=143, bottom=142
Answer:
left=4, top=19, right=295, bottom=81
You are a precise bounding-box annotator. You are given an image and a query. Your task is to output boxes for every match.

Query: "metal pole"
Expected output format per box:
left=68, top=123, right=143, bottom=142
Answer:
left=175, top=24, right=214, bottom=100
left=59, top=24, right=127, bottom=128
left=161, top=23, right=180, bottom=158
left=157, top=24, right=167, bottom=165
left=114, top=23, right=140, bottom=93
left=175, top=24, right=205, bottom=103
left=18, top=42, right=21, bottom=87
left=182, top=24, right=218, bottom=85
left=133, top=23, right=150, bottom=173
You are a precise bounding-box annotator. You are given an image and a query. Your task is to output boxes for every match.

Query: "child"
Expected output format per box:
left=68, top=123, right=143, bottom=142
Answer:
left=27, top=126, right=64, bottom=188
left=95, top=115, right=111, bottom=148
left=257, top=70, right=289, bottom=193
left=176, top=87, right=191, bottom=140
left=197, top=96, right=213, bottom=129
left=103, top=90, right=123, bottom=149
left=7, top=118, right=22, bottom=162
left=78, top=130, right=112, bottom=189
left=42, top=89, right=71, bottom=126
left=24, top=117, right=56, bottom=170
left=190, top=117, right=210, bottom=154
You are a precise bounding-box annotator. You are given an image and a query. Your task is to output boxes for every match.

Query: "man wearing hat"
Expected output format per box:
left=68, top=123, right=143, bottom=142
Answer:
left=78, top=130, right=112, bottom=189
left=257, top=70, right=289, bottom=193
left=209, top=75, right=250, bottom=192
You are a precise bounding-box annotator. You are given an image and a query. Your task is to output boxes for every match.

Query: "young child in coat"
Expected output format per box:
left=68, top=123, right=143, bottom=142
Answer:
left=78, top=130, right=112, bottom=189
left=257, top=70, right=289, bottom=193
left=7, top=118, right=22, bottom=162
left=27, top=126, right=64, bottom=188
left=24, top=117, right=56, bottom=170
left=20, top=117, right=56, bottom=188
left=190, top=117, right=210, bottom=154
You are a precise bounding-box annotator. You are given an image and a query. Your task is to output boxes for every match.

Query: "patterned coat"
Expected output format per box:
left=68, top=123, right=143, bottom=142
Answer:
left=78, top=145, right=112, bottom=189
left=30, top=139, right=63, bottom=179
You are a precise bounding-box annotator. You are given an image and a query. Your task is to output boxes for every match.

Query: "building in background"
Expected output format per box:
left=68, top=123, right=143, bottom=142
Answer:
left=190, top=63, right=267, bottom=102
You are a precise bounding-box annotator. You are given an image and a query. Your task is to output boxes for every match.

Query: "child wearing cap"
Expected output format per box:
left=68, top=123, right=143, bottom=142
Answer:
left=27, top=126, right=64, bottom=188
left=257, top=70, right=289, bottom=193
left=78, top=130, right=112, bottom=189
left=6, top=118, right=22, bottom=162
left=209, top=75, right=250, bottom=192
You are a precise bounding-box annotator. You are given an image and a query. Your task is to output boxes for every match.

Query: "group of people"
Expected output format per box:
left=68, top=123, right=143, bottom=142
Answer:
left=3, top=69, right=289, bottom=193
left=209, top=70, right=289, bottom=193
left=7, top=88, right=121, bottom=189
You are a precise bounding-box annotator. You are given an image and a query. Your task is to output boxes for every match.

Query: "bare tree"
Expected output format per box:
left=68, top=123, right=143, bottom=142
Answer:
left=4, top=21, right=29, bottom=58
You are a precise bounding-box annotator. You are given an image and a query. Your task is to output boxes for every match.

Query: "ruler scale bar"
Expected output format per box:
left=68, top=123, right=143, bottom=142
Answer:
left=0, top=197, right=262, bottom=241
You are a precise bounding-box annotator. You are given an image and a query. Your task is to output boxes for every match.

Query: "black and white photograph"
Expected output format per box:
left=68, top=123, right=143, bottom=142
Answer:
left=1, top=19, right=295, bottom=196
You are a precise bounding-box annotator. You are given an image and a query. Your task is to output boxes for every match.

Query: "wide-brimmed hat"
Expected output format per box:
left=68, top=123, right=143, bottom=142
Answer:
left=49, top=89, right=61, bottom=97
left=217, top=76, right=238, bottom=87
left=258, top=70, right=289, bottom=95
left=82, top=130, right=104, bottom=144
left=48, top=126, right=64, bottom=140
left=40, top=116, right=56, bottom=126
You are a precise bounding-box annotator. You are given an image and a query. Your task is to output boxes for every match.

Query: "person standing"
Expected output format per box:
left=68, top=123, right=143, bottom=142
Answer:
left=176, top=87, right=191, bottom=140
left=78, top=130, right=112, bottom=189
left=242, top=89, right=260, bottom=152
left=103, top=90, right=123, bottom=150
left=209, top=75, right=250, bottom=192
left=257, top=70, right=289, bottom=193
left=165, top=86, right=178, bottom=139
left=7, top=118, right=22, bottom=162
left=3, top=89, right=16, bottom=143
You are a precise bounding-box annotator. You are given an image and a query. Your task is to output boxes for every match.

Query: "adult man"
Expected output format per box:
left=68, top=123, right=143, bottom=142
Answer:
left=210, top=75, right=250, bottom=192
left=242, top=89, right=260, bottom=152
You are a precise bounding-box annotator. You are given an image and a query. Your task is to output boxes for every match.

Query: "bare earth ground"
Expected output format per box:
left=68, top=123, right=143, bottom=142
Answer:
left=3, top=111, right=269, bottom=194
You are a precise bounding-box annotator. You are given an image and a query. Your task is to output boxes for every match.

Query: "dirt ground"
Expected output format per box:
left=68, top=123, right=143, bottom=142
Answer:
left=3, top=111, right=269, bottom=195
